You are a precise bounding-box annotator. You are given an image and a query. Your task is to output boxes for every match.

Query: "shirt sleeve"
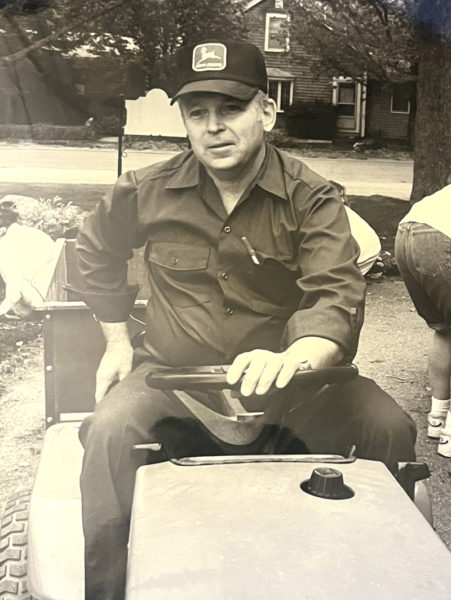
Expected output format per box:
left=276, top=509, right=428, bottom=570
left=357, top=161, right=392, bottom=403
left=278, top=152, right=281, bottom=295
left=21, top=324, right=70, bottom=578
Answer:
left=75, top=170, right=144, bottom=322
left=282, top=181, right=366, bottom=361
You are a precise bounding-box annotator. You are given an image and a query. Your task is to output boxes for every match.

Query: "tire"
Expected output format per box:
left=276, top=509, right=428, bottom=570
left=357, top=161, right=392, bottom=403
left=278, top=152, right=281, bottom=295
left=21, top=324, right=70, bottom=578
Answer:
left=0, top=491, right=32, bottom=600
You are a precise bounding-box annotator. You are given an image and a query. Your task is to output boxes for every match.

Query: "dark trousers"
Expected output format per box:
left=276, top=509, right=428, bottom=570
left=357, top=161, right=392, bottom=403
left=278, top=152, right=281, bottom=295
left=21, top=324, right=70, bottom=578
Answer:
left=79, top=361, right=417, bottom=600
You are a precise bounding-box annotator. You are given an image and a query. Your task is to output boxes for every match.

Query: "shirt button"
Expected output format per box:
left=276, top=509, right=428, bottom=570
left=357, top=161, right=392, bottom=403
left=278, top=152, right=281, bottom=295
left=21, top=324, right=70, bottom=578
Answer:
left=225, top=306, right=234, bottom=316
left=224, top=225, right=232, bottom=233
left=221, top=272, right=230, bottom=280
left=170, top=257, right=178, bottom=266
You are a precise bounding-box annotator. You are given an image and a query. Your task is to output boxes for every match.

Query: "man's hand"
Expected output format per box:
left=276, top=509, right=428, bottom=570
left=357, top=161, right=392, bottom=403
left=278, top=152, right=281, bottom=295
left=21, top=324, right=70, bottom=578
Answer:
left=226, top=337, right=343, bottom=397
left=96, top=321, right=134, bottom=402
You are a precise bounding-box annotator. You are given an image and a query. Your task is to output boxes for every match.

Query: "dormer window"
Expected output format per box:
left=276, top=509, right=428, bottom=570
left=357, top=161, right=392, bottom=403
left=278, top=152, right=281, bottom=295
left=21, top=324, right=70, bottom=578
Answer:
left=265, top=13, right=289, bottom=52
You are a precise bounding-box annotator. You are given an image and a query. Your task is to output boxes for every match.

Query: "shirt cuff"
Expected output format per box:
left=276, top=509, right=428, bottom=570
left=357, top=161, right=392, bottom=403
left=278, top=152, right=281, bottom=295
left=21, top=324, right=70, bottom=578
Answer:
left=63, top=284, right=140, bottom=322
left=282, top=305, right=362, bottom=361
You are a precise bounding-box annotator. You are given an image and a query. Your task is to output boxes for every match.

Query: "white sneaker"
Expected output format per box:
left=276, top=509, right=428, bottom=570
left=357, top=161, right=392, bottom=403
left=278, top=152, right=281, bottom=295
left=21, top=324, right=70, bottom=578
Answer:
left=438, top=429, right=451, bottom=457
left=427, top=412, right=446, bottom=438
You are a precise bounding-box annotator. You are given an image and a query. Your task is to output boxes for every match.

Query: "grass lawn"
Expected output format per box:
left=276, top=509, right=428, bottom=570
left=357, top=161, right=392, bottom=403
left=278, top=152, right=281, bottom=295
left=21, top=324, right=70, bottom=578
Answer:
left=347, top=194, right=410, bottom=256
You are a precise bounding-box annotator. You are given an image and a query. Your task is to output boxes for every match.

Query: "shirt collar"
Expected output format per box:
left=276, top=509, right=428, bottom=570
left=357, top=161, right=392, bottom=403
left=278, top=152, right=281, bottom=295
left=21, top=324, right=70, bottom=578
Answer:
left=255, top=143, right=289, bottom=201
left=164, top=143, right=289, bottom=201
left=165, top=151, right=201, bottom=190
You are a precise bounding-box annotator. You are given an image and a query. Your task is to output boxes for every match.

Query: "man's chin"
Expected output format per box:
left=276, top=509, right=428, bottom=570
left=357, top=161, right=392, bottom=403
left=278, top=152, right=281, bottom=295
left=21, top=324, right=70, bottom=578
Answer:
left=202, top=156, right=242, bottom=173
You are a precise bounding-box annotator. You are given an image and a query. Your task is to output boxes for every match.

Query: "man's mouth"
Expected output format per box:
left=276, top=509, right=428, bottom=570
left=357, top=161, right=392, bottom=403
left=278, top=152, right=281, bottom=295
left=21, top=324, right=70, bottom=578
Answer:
left=208, top=142, right=234, bottom=150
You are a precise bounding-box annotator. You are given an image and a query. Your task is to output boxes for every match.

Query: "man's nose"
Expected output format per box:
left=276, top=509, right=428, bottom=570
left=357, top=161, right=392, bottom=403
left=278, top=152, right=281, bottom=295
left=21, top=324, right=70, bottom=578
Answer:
left=206, top=110, right=225, bottom=132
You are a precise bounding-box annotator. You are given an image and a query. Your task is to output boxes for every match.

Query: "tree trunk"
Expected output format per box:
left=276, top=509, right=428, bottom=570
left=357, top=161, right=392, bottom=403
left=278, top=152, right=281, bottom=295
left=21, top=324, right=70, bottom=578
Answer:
left=410, top=0, right=451, bottom=203
left=406, top=88, right=416, bottom=150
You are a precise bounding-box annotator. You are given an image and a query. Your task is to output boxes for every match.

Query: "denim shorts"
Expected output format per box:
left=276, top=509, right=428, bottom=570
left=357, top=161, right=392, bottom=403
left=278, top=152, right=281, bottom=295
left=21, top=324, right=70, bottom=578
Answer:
left=395, top=222, right=451, bottom=330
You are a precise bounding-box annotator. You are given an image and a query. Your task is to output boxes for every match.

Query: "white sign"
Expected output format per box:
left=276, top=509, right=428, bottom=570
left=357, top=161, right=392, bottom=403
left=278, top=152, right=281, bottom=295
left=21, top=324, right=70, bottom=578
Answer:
left=125, top=89, right=186, bottom=137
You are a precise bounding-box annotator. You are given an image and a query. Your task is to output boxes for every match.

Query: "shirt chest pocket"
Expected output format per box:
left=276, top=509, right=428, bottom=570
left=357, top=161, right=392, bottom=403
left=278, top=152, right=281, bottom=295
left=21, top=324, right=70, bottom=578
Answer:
left=147, top=242, right=212, bottom=308
left=248, top=250, right=300, bottom=317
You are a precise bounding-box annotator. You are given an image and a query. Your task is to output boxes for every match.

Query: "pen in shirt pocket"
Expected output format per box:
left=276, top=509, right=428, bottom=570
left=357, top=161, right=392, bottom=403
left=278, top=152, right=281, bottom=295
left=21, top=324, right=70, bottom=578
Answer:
left=241, top=236, right=261, bottom=265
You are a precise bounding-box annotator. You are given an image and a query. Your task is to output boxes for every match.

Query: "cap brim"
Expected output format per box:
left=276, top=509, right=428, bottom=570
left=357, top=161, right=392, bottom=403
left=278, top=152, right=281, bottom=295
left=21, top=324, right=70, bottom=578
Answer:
left=171, top=80, right=258, bottom=105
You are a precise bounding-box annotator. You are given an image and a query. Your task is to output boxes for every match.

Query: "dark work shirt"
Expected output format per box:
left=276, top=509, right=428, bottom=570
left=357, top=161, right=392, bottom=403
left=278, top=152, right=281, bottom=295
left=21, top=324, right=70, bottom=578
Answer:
left=76, top=144, right=365, bottom=366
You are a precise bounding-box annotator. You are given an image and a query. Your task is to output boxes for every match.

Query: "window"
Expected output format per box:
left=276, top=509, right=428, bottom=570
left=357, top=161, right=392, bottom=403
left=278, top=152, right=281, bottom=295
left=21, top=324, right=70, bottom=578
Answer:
left=265, top=13, right=289, bottom=52
left=391, top=87, right=411, bottom=114
left=337, top=82, right=356, bottom=116
left=268, top=79, right=293, bottom=111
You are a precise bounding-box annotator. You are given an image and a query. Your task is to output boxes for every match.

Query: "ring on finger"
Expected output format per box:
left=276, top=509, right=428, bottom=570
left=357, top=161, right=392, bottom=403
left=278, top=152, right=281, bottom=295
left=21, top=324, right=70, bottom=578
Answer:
left=297, top=359, right=312, bottom=371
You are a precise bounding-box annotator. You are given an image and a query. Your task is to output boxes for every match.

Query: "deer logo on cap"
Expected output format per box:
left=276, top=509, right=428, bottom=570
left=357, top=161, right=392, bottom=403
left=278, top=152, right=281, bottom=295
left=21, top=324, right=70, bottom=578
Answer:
left=192, top=43, right=227, bottom=72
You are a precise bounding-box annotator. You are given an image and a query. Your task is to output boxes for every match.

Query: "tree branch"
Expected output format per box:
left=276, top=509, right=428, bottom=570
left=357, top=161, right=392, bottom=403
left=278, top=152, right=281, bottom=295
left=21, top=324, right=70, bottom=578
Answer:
left=0, top=0, right=126, bottom=64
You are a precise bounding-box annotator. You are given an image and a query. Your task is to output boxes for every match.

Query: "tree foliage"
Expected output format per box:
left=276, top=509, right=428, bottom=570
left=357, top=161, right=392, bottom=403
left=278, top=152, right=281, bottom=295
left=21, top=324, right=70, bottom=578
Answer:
left=0, top=0, right=248, bottom=90
left=286, top=0, right=419, bottom=83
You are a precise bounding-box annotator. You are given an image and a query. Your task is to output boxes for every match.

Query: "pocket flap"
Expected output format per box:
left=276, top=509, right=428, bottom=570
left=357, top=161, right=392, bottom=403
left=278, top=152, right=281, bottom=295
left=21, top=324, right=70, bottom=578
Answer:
left=148, top=242, right=210, bottom=271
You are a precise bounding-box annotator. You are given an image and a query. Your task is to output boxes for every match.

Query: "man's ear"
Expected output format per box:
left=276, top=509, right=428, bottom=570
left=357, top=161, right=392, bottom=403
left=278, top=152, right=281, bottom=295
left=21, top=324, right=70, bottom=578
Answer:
left=262, top=97, right=277, bottom=132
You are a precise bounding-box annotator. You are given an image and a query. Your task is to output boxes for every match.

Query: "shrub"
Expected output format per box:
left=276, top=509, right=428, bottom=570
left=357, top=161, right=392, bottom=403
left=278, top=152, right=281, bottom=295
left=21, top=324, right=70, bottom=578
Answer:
left=266, top=128, right=301, bottom=148
left=285, top=101, right=338, bottom=140
left=0, top=124, right=97, bottom=141
left=13, top=196, right=87, bottom=239
left=91, top=115, right=122, bottom=136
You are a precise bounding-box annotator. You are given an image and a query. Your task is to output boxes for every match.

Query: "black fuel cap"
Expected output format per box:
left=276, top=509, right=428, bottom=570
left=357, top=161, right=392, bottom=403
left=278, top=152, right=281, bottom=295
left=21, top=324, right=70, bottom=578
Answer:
left=301, top=467, right=354, bottom=499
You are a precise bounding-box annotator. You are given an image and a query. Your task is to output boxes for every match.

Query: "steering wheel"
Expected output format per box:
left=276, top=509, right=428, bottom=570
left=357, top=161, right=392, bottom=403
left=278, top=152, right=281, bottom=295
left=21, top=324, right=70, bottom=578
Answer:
left=145, top=364, right=359, bottom=447
left=146, top=363, right=358, bottom=392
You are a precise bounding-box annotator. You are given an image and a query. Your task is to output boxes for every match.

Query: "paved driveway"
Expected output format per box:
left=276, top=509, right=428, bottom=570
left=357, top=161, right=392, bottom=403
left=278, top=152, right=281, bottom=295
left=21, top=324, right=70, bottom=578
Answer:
left=0, top=143, right=413, bottom=200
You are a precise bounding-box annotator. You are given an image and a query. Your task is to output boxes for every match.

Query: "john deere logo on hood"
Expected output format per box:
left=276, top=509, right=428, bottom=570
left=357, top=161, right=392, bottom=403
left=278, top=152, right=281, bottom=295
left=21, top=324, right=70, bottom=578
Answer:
left=192, top=43, right=227, bottom=72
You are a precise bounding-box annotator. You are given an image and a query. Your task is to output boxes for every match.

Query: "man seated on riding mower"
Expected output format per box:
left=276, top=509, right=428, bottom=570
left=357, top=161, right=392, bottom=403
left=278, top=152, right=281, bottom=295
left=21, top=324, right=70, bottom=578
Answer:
left=75, top=40, right=417, bottom=600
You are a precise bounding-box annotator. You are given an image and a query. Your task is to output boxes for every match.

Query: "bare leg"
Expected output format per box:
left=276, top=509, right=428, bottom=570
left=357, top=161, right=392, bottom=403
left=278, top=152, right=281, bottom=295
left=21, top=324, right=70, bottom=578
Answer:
left=428, top=330, right=451, bottom=400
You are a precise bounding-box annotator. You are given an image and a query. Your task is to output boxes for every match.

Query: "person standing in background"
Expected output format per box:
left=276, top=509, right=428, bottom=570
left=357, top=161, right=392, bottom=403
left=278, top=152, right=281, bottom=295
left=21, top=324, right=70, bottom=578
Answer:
left=395, top=176, right=451, bottom=455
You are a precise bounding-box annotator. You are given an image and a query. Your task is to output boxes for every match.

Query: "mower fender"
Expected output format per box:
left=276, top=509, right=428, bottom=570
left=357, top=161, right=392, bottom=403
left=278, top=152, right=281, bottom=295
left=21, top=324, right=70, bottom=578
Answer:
left=28, top=422, right=84, bottom=600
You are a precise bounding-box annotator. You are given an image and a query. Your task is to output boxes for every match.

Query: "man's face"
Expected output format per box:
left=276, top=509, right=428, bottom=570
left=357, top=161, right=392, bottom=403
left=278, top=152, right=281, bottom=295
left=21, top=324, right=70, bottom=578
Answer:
left=179, top=92, right=275, bottom=176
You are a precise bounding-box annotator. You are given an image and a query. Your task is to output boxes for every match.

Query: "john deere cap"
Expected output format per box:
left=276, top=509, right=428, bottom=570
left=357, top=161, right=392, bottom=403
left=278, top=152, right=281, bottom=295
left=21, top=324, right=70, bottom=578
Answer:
left=171, top=41, right=267, bottom=104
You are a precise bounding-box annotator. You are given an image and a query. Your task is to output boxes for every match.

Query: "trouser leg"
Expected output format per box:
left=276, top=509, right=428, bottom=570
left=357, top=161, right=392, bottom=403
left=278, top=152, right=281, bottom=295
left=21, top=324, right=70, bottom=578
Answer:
left=79, top=361, right=194, bottom=600
left=151, top=375, right=417, bottom=472
left=283, top=375, right=417, bottom=472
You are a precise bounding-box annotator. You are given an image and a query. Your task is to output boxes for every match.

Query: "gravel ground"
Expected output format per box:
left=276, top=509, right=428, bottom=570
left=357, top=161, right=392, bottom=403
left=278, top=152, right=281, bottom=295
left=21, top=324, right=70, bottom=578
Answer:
left=0, top=334, right=44, bottom=518
left=0, top=278, right=450, bottom=550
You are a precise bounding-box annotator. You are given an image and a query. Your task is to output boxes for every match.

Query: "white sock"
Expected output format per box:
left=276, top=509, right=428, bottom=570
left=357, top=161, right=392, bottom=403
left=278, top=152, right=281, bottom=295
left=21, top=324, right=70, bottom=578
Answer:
left=431, top=397, right=450, bottom=414
left=444, top=411, right=451, bottom=431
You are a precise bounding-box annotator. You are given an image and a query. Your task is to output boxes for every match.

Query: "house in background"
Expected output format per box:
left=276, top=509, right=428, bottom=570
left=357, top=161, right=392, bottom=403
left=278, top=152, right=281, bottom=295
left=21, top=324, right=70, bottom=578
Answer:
left=243, top=0, right=413, bottom=143
left=0, top=2, right=413, bottom=144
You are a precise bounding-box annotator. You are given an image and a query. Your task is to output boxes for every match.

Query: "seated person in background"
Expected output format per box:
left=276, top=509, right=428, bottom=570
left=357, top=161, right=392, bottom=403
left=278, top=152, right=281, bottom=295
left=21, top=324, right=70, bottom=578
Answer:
left=0, top=197, right=57, bottom=318
left=395, top=176, right=451, bottom=455
left=75, top=40, right=417, bottom=600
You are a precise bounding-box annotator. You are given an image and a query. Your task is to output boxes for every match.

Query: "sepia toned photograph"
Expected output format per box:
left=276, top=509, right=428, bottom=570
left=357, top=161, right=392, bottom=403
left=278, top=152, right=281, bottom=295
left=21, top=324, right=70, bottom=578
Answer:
left=0, top=0, right=450, bottom=598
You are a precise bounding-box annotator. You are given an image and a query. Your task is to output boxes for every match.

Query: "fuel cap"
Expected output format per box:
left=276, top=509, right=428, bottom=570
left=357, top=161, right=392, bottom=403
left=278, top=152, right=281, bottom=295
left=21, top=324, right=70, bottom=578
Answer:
left=301, top=467, right=354, bottom=499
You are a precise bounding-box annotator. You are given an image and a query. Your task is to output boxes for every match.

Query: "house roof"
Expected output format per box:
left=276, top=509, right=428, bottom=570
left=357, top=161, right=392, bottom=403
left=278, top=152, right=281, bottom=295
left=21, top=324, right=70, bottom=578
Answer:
left=267, top=67, right=294, bottom=79
left=245, top=0, right=266, bottom=10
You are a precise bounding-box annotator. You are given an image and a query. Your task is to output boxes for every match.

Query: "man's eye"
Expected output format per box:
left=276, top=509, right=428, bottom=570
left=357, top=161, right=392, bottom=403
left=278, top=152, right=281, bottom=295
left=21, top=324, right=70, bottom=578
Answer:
left=189, top=109, right=204, bottom=119
left=225, top=104, right=243, bottom=113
